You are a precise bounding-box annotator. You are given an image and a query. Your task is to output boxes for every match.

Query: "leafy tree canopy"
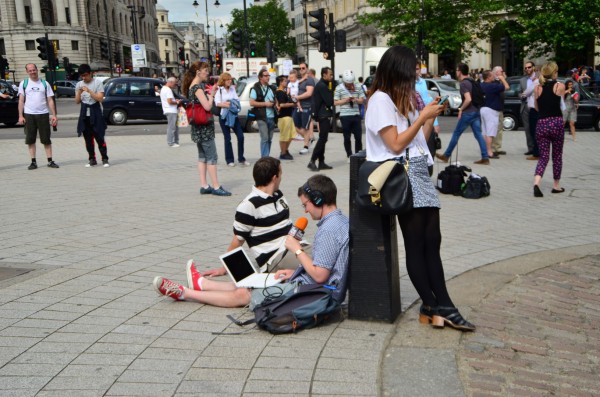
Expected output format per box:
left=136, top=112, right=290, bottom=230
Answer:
left=360, top=0, right=503, bottom=59
left=504, top=0, right=600, bottom=62
left=226, top=0, right=296, bottom=58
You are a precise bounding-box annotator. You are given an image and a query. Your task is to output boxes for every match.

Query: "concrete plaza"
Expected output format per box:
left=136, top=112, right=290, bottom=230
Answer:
left=1, top=124, right=599, bottom=396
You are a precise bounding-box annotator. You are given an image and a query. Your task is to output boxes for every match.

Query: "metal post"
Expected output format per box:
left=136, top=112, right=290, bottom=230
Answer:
left=243, top=0, right=250, bottom=77
left=204, top=0, right=211, bottom=70
left=329, top=12, right=336, bottom=133
left=103, top=0, right=113, bottom=77
left=303, top=0, right=309, bottom=64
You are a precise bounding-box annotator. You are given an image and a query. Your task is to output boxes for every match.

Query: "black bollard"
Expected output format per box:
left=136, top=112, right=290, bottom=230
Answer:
left=348, top=151, right=401, bottom=322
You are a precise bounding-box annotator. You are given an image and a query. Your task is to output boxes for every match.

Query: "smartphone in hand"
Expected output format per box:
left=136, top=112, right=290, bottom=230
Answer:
left=438, top=95, right=449, bottom=105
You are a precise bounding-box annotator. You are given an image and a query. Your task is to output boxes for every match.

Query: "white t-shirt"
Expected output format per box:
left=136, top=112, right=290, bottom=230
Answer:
left=76, top=78, right=104, bottom=105
left=288, top=81, right=299, bottom=97
left=365, top=90, right=433, bottom=165
left=18, top=79, right=54, bottom=115
left=160, top=85, right=177, bottom=114
left=214, top=86, right=239, bottom=117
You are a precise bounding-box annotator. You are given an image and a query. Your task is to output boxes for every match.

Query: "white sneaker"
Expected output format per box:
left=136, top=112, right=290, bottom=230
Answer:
left=239, top=161, right=251, bottom=166
left=171, top=144, right=180, bottom=148
left=299, top=147, right=309, bottom=155
left=227, top=162, right=236, bottom=167
left=292, top=134, right=304, bottom=141
left=102, top=160, right=110, bottom=168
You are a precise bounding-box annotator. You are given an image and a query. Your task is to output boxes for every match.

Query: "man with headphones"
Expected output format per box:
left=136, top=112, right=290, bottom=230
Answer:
left=153, top=174, right=350, bottom=308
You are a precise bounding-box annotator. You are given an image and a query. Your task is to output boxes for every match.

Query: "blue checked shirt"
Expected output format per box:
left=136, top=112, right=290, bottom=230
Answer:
left=292, top=209, right=349, bottom=302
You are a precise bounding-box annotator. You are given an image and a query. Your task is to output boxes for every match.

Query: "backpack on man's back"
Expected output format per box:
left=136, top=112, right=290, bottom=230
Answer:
left=465, top=78, right=485, bottom=109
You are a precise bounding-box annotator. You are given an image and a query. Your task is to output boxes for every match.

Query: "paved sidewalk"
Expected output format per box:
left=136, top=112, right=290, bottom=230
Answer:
left=1, top=127, right=599, bottom=396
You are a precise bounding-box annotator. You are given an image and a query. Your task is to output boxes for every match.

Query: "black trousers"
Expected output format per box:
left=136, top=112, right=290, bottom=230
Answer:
left=310, top=117, right=331, bottom=164
left=341, top=115, right=363, bottom=157
left=398, top=207, right=453, bottom=308
left=82, top=117, right=108, bottom=161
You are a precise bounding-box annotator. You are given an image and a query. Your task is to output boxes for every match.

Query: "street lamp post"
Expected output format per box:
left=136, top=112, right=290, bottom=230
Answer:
left=208, top=19, right=224, bottom=73
left=193, top=0, right=221, bottom=71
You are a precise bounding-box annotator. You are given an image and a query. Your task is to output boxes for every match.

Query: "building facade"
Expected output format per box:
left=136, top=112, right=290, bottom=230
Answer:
left=0, top=0, right=161, bottom=81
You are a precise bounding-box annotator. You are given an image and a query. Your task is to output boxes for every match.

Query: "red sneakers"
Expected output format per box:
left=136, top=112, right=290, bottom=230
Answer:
left=153, top=276, right=184, bottom=300
left=186, top=259, right=203, bottom=291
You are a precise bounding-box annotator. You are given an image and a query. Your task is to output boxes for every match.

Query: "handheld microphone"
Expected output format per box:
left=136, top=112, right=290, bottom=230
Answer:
left=288, top=217, right=308, bottom=241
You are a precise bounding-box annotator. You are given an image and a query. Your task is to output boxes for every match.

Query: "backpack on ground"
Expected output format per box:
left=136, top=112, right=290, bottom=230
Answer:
left=466, top=78, right=485, bottom=109
left=230, top=284, right=341, bottom=334
left=437, top=164, right=469, bottom=196
left=462, top=173, right=491, bottom=199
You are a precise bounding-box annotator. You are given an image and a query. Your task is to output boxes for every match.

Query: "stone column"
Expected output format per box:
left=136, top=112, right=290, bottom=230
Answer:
left=30, top=0, right=43, bottom=25
left=55, top=0, right=68, bottom=25
left=15, top=0, right=27, bottom=24
left=68, top=0, right=80, bottom=26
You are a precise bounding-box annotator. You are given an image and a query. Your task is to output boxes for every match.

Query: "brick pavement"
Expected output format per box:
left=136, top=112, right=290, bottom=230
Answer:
left=1, top=125, right=599, bottom=396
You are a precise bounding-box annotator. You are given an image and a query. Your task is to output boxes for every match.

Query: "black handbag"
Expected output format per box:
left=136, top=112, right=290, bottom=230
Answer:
left=211, top=87, right=222, bottom=116
left=356, top=149, right=413, bottom=215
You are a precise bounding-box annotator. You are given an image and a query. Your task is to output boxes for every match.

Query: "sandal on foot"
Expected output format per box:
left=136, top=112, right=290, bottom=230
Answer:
left=431, top=306, right=476, bottom=332
left=534, top=185, right=543, bottom=198
left=418, top=304, right=434, bottom=324
left=551, top=188, right=565, bottom=193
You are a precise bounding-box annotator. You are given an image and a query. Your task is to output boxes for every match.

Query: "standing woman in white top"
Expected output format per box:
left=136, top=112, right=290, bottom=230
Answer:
left=215, top=72, right=249, bottom=166
left=364, top=45, right=475, bottom=332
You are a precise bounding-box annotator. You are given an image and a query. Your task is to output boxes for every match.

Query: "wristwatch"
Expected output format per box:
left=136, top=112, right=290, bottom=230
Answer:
left=294, top=249, right=303, bottom=257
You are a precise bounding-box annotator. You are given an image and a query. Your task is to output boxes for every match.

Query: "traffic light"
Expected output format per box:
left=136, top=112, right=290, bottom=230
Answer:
left=36, top=37, right=49, bottom=61
left=0, top=56, right=7, bottom=72
left=266, top=40, right=277, bottom=64
left=335, top=30, right=347, bottom=53
left=309, top=8, right=328, bottom=53
left=100, top=40, right=109, bottom=59
left=63, top=57, right=70, bottom=71
left=500, top=37, right=508, bottom=54
left=215, top=52, right=222, bottom=71
left=178, top=47, right=185, bottom=62
left=249, top=42, right=256, bottom=57
left=231, top=29, right=242, bottom=53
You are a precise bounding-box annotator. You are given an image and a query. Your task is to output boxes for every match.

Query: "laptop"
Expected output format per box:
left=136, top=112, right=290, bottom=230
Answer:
left=219, top=247, right=282, bottom=288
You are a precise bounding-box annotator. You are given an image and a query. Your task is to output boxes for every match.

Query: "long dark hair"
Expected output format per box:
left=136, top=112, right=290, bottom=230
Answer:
left=368, top=45, right=416, bottom=118
left=182, top=61, right=209, bottom=97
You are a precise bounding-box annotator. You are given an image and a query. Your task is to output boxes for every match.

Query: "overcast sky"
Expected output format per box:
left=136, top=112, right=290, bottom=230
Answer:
left=158, top=0, right=252, bottom=36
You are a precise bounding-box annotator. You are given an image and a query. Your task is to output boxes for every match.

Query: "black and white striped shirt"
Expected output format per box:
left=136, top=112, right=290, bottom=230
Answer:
left=233, top=186, right=292, bottom=267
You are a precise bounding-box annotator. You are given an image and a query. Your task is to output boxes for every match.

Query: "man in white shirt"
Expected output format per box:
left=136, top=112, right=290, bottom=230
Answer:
left=160, top=77, right=181, bottom=147
left=17, top=63, right=59, bottom=170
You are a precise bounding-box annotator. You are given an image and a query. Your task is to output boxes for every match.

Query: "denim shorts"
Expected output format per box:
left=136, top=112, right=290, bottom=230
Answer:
left=196, top=139, right=218, bottom=164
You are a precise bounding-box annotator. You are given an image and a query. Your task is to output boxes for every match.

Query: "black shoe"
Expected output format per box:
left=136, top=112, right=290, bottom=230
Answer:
left=307, top=161, right=318, bottom=171
left=431, top=306, right=476, bottom=332
left=318, top=162, right=333, bottom=170
left=496, top=150, right=507, bottom=155
left=534, top=185, right=543, bottom=197
left=85, top=159, right=98, bottom=167
left=524, top=151, right=533, bottom=155
left=28, top=162, right=37, bottom=170
left=47, top=161, right=59, bottom=168
left=418, top=304, right=434, bottom=324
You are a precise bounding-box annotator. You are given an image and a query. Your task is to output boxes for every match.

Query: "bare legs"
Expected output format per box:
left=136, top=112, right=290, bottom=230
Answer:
left=197, top=162, right=221, bottom=189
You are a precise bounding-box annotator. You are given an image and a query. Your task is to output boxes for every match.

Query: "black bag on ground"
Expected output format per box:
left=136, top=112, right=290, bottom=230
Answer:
left=436, top=165, right=468, bottom=196
left=462, top=174, right=491, bottom=199
left=250, top=284, right=341, bottom=334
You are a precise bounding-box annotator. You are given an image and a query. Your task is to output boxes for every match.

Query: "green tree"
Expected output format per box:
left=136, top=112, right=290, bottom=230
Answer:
left=226, top=0, right=296, bottom=58
left=360, top=0, right=502, bottom=59
left=504, top=0, right=600, bottom=63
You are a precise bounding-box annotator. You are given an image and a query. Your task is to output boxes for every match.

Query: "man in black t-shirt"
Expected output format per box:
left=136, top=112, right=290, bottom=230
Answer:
left=275, top=75, right=296, bottom=160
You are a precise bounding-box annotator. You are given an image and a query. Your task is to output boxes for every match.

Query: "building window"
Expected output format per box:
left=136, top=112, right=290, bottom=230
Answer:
left=166, top=53, right=170, bottom=63
left=161, top=15, right=164, bottom=22
left=72, top=41, right=79, bottom=51
left=290, top=0, right=294, bottom=11
left=25, top=40, right=35, bottom=51
left=66, top=7, right=71, bottom=24
left=165, top=39, right=169, bottom=46
left=291, top=17, right=295, bottom=30
left=25, top=6, right=32, bottom=23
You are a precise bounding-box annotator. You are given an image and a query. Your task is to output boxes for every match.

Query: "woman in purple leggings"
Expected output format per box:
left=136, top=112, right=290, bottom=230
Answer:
left=533, top=62, right=566, bottom=198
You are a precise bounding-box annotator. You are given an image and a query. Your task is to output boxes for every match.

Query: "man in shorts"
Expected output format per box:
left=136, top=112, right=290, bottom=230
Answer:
left=17, top=63, right=59, bottom=170
left=275, top=75, right=296, bottom=160
left=153, top=173, right=349, bottom=308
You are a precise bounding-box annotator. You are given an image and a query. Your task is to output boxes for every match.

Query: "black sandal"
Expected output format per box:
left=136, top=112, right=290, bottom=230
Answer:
left=418, top=304, right=434, bottom=324
left=431, top=306, right=476, bottom=332
left=551, top=188, right=565, bottom=193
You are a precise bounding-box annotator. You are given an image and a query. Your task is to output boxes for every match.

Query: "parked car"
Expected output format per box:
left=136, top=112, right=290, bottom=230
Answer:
left=102, top=77, right=187, bottom=125
left=502, top=77, right=600, bottom=131
left=236, top=76, right=276, bottom=132
left=423, top=78, right=462, bottom=116
left=0, top=79, right=19, bottom=126
left=54, top=80, right=78, bottom=98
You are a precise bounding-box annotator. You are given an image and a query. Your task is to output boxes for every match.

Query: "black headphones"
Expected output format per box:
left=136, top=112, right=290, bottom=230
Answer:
left=302, top=181, right=324, bottom=207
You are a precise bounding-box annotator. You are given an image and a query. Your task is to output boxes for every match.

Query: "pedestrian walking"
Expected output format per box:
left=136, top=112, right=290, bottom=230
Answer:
left=562, top=80, right=578, bottom=142
left=307, top=67, right=334, bottom=171
left=334, top=70, right=365, bottom=161
left=160, top=77, right=181, bottom=147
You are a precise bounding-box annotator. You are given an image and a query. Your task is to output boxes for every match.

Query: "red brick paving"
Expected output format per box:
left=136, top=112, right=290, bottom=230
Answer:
left=458, top=256, right=600, bottom=397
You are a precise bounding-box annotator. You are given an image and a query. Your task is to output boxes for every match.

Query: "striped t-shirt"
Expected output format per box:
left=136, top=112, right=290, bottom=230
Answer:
left=233, top=186, right=292, bottom=267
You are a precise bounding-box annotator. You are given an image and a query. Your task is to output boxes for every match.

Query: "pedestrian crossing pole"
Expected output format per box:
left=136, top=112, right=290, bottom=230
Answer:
left=329, top=12, right=336, bottom=133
